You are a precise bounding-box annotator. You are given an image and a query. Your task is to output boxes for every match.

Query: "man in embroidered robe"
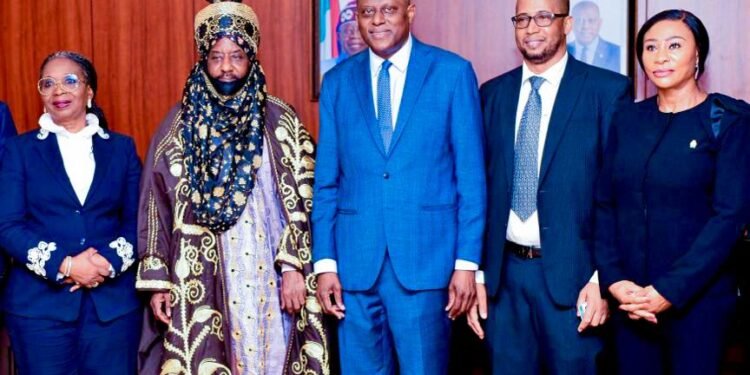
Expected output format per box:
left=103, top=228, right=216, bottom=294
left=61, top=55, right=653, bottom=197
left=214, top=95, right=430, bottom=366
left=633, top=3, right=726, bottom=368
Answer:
left=136, top=1, right=329, bottom=374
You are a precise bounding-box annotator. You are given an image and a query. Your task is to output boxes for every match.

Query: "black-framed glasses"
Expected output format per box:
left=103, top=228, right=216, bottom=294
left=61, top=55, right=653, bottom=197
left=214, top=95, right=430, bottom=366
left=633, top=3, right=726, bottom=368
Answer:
left=511, top=11, right=569, bottom=29
left=37, top=74, right=85, bottom=96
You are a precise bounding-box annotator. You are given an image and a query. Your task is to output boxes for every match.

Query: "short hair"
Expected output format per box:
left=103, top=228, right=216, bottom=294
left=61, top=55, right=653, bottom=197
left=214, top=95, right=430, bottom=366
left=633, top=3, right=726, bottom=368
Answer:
left=558, top=0, right=570, bottom=14
left=571, top=1, right=598, bottom=17
left=636, top=9, right=709, bottom=79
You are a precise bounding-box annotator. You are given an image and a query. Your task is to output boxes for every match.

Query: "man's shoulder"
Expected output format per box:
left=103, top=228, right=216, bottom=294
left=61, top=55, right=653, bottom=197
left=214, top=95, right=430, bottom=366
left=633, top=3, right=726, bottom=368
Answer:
left=265, top=95, right=298, bottom=119
left=480, top=67, right=522, bottom=95
left=599, top=38, right=620, bottom=51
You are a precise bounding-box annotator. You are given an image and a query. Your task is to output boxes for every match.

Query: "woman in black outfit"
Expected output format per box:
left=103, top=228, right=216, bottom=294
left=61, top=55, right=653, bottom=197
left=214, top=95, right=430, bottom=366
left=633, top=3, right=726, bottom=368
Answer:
left=595, top=9, right=750, bottom=375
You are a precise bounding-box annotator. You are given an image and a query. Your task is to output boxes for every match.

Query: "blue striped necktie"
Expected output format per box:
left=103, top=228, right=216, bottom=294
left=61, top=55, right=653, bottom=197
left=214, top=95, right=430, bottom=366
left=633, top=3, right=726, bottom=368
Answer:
left=511, top=76, right=545, bottom=221
left=377, top=60, right=393, bottom=152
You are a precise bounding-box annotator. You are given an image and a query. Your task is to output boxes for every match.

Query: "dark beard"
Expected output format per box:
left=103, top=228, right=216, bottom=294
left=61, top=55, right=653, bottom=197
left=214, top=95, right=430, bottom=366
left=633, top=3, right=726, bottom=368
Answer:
left=521, top=39, right=565, bottom=65
left=208, top=73, right=249, bottom=96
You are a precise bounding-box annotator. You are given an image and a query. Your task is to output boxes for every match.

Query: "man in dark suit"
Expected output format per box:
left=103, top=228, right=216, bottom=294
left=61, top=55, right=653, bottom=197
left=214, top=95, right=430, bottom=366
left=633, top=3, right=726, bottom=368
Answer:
left=566, top=1, right=621, bottom=73
left=313, top=0, right=486, bottom=373
left=467, top=0, right=631, bottom=373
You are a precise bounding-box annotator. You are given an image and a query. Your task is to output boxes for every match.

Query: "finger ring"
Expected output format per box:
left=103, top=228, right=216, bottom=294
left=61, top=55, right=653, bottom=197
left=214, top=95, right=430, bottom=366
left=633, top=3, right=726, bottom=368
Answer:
left=92, top=282, right=99, bottom=288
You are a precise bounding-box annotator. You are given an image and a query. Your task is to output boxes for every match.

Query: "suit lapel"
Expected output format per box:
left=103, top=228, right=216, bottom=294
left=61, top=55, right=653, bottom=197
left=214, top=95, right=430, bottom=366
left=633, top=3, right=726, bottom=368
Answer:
left=84, top=135, right=114, bottom=206
left=501, top=69, right=523, bottom=187
left=539, top=58, right=586, bottom=183
left=35, top=134, right=80, bottom=205
left=388, top=39, right=432, bottom=155
left=352, top=53, right=386, bottom=157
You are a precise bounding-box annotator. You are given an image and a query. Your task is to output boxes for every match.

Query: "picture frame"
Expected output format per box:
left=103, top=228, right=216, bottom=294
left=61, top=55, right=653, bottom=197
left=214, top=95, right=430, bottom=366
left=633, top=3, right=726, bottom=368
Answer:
left=566, top=0, right=635, bottom=77
left=313, top=0, right=367, bottom=100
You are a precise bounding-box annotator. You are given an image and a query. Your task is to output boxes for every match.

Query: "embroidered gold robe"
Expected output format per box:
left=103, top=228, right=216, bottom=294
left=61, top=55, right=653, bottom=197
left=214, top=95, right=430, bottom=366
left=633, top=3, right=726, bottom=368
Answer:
left=136, top=96, right=329, bottom=375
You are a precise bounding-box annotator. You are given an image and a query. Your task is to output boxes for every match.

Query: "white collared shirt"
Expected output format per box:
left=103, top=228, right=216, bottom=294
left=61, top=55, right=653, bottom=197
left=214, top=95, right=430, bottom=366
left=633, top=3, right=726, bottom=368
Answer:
left=369, top=34, right=412, bottom=129
left=506, top=53, right=568, bottom=247
left=496, top=54, right=598, bottom=284
left=313, top=35, right=479, bottom=276
left=38, top=113, right=100, bottom=206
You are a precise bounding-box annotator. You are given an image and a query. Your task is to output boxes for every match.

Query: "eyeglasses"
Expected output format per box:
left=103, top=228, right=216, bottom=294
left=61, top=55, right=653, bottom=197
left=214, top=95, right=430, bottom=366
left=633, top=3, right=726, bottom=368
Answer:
left=511, top=11, right=569, bottom=29
left=359, top=5, right=400, bottom=19
left=37, top=74, right=85, bottom=96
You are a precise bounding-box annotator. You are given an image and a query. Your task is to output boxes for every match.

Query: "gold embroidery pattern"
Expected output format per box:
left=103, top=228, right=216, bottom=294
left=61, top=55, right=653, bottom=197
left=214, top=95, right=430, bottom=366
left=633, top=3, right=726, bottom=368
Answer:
left=266, top=96, right=330, bottom=375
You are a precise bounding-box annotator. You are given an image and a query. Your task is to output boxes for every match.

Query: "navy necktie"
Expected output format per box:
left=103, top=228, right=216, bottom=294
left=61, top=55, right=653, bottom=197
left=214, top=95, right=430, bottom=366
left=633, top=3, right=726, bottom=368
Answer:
left=377, top=60, right=393, bottom=152
left=511, top=76, right=544, bottom=221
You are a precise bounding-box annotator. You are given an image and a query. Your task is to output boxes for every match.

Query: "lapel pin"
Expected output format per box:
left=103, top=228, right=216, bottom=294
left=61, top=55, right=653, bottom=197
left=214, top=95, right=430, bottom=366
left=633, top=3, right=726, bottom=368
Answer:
left=689, top=139, right=698, bottom=149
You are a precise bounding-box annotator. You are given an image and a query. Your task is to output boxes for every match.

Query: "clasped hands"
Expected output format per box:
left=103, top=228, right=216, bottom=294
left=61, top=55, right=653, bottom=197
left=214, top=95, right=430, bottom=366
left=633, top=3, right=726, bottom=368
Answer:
left=58, top=247, right=112, bottom=292
left=609, top=280, right=672, bottom=324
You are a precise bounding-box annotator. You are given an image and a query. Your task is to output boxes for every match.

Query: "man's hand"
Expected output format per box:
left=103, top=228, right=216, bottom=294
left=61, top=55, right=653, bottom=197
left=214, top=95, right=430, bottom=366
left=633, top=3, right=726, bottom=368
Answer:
left=609, top=280, right=656, bottom=323
left=467, top=281, right=488, bottom=339
left=315, top=273, right=345, bottom=319
left=577, top=282, right=609, bottom=332
left=150, top=292, right=172, bottom=324
left=445, top=270, right=476, bottom=320
left=281, top=271, right=307, bottom=315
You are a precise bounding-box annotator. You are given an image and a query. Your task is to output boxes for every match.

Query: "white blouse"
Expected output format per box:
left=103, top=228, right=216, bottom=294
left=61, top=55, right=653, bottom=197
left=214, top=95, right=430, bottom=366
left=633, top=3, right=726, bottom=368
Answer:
left=38, top=113, right=104, bottom=205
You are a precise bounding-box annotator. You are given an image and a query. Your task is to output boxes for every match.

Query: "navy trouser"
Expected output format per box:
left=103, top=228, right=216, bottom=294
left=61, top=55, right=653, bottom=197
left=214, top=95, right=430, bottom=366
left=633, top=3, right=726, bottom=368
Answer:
left=338, top=255, right=451, bottom=375
left=486, top=253, right=602, bottom=375
left=611, top=291, right=736, bottom=375
left=6, top=292, right=141, bottom=375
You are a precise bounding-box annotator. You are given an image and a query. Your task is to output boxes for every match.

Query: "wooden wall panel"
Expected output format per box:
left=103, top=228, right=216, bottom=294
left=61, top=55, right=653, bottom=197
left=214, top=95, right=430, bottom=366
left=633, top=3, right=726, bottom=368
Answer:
left=412, top=0, right=523, bottom=85
left=91, top=0, right=199, bottom=156
left=252, top=0, right=318, bottom=139
left=0, top=0, right=93, bottom=133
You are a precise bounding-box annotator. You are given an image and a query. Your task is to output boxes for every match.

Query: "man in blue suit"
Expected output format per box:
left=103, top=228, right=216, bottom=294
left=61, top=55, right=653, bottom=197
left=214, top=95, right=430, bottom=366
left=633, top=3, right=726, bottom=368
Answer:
left=312, top=0, right=486, bottom=373
left=566, top=1, right=621, bottom=74
left=467, top=0, right=631, bottom=374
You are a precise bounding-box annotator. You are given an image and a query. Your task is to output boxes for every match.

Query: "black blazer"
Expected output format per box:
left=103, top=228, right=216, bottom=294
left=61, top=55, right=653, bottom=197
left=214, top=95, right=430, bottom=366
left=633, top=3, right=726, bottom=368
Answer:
left=480, top=57, right=631, bottom=306
left=0, top=130, right=141, bottom=322
left=595, top=93, right=750, bottom=309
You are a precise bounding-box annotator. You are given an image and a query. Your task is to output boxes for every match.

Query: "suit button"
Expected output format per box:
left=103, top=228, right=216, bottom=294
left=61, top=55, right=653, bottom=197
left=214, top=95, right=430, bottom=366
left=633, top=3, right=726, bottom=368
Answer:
left=80, top=238, right=86, bottom=245
left=74, top=210, right=81, bottom=214
left=383, top=172, right=390, bottom=179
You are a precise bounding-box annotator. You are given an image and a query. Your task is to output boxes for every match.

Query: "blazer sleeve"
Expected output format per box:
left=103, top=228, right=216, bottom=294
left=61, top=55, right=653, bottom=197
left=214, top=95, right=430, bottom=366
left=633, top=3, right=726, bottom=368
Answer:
left=311, top=76, right=340, bottom=263
left=653, top=113, right=750, bottom=309
left=0, top=102, right=17, bottom=155
left=95, top=137, right=142, bottom=277
left=0, top=139, right=72, bottom=282
left=450, top=61, right=487, bottom=264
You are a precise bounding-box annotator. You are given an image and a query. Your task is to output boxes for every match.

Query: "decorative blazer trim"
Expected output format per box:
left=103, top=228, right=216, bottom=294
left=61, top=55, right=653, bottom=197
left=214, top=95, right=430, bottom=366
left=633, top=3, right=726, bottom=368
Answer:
left=110, top=237, right=135, bottom=272
left=26, top=241, right=57, bottom=278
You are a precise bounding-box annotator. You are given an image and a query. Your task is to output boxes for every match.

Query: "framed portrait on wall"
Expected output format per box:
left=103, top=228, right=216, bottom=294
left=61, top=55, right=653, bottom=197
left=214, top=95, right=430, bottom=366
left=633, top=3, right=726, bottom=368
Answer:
left=566, top=0, right=634, bottom=77
left=313, top=0, right=367, bottom=99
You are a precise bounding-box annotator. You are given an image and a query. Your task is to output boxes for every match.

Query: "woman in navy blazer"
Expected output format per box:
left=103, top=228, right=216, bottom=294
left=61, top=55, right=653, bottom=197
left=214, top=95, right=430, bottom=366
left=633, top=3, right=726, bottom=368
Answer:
left=0, top=52, right=141, bottom=374
left=595, top=10, right=750, bottom=375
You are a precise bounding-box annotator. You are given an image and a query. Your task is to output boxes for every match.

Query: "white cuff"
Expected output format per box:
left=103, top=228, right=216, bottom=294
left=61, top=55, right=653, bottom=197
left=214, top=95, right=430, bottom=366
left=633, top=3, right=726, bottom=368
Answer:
left=314, top=259, right=338, bottom=274
left=475, top=270, right=485, bottom=284
left=589, top=270, right=599, bottom=284
left=281, top=264, right=297, bottom=273
left=454, top=259, right=479, bottom=271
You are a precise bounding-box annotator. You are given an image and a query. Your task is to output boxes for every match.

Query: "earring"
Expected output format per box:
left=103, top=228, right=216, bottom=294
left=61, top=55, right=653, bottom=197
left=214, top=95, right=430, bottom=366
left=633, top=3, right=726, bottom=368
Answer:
left=87, top=98, right=92, bottom=108
left=694, top=60, right=700, bottom=80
